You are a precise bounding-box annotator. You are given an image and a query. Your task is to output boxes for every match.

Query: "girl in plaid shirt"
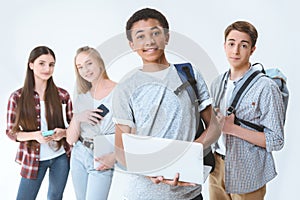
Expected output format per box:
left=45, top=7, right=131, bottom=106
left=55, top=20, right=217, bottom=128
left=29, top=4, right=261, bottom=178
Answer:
left=6, top=46, right=73, bottom=200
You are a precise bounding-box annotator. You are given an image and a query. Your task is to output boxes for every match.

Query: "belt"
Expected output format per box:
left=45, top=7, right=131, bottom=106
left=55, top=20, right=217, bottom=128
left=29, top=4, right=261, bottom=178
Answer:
left=215, top=152, right=225, bottom=160
left=79, top=136, right=94, bottom=150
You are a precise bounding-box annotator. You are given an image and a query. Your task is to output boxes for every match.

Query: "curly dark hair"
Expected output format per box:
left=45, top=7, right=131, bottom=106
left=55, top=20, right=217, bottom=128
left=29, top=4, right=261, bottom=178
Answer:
left=126, top=8, right=169, bottom=41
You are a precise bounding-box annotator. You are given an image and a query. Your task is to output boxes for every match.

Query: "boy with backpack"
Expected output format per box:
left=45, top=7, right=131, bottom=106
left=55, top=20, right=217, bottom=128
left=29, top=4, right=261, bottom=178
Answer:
left=112, top=8, right=219, bottom=200
left=209, top=21, right=286, bottom=200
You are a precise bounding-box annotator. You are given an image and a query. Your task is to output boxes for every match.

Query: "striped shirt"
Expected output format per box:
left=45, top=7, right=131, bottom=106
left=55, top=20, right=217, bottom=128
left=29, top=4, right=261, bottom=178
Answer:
left=210, top=67, right=285, bottom=193
left=6, top=87, right=73, bottom=179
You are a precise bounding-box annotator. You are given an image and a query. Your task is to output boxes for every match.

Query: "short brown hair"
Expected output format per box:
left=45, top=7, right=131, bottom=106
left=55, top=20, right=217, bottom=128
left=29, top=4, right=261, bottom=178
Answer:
left=224, top=21, right=258, bottom=47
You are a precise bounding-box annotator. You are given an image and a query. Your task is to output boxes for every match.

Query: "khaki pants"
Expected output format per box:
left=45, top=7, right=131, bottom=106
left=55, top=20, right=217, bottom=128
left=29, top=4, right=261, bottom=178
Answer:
left=209, top=153, right=266, bottom=200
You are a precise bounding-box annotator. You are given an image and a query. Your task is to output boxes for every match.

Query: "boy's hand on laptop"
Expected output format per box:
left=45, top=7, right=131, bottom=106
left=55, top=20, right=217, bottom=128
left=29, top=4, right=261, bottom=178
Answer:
left=148, top=173, right=196, bottom=186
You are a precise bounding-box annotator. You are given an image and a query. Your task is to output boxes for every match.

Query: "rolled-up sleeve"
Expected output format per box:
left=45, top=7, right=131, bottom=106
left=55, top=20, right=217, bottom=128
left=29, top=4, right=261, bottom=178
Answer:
left=195, top=69, right=212, bottom=112
left=260, top=83, right=285, bottom=152
left=112, top=83, right=135, bottom=128
left=58, top=88, right=73, bottom=125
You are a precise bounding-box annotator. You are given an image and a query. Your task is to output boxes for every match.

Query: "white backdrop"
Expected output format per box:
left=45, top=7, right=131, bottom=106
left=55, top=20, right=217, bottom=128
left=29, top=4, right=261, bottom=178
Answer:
left=0, top=0, right=298, bottom=199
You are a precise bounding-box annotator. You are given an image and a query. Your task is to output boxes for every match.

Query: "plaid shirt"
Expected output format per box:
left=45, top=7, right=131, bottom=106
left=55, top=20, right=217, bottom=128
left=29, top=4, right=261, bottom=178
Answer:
left=6, top=87, right=73, bottom=179
left=210, top=67, right=285, bottom=193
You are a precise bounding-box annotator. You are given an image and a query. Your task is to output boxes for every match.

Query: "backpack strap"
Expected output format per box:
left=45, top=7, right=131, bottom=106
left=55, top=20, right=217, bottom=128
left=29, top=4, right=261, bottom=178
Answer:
left=174, top=63, right=215, bottom=172
left=174, top=63, right=200, bottom=104
left=227, top=70, right=264, bottom=132
left=174, top=63, right=204, bottom=139
left=236, top=118, right=264, bottom=132
left=227, top=70, right=261, bottom=115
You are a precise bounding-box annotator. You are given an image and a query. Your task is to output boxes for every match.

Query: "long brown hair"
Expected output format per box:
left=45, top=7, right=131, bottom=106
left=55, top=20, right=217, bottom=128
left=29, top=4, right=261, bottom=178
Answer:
left=12, top=46, right=65, bottom=150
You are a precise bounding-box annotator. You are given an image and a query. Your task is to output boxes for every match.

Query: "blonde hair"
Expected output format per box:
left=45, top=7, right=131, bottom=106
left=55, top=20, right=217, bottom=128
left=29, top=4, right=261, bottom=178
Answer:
left=74, top=46, right=109, bottom=94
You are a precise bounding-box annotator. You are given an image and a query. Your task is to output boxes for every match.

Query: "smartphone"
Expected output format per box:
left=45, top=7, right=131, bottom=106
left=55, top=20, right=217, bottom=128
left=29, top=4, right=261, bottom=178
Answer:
left=42, top=130, right=55, bottom=137
left=96, top=104, right=110, bottom=117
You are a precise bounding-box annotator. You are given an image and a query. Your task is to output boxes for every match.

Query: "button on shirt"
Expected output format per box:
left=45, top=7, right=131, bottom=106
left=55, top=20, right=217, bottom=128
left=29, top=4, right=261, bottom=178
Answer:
left=6, top=87, right=73, bottom=179
left=210, top=67, right=285, bottom=193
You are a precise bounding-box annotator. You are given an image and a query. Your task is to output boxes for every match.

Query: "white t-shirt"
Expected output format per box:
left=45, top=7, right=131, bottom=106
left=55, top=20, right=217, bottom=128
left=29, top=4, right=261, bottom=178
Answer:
left=39, top=101, right=65, bottom=161
left=215, top=79, right=235, bottom=156
left=142, top=66, right=170, bottom=80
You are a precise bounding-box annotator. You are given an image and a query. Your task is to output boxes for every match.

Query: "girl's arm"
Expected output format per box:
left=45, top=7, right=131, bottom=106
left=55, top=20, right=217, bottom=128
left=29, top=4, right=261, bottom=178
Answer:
left=15, top=130, right=52, bottom=143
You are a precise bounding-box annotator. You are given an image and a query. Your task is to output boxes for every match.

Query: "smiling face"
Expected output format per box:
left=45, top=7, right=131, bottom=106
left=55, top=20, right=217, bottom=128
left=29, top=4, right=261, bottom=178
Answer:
left=75, top=51, right=102, bottom=84
left=129, top=18, right=169, bottom=65
left=224, top=30, right=256, bottom=71
left=29, top=54, right=55, bottom=82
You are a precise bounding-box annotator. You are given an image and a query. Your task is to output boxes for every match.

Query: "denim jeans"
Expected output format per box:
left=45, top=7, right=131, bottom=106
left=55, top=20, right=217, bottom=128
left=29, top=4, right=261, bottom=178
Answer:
left=70, top=141, right=113, bottom=200
left=16, top=153, right=70, bottom=200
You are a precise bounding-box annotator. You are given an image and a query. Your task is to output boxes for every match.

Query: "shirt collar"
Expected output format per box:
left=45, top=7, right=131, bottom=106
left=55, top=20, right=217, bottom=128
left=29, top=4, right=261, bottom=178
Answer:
left=224, top=63, right=257, bottom=86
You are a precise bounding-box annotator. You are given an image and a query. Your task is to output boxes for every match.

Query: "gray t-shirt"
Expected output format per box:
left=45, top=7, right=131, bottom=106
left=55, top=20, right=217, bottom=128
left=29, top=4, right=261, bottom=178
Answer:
left=113, top=64, right=211, bottom=200
left=74, top=91, right=115, bottom=138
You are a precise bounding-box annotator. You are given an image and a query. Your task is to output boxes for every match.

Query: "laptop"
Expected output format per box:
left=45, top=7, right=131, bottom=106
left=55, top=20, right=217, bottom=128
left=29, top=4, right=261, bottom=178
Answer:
left=93, top=134, right=115, bottom=169
left=122, top=133, right=207, bottom=184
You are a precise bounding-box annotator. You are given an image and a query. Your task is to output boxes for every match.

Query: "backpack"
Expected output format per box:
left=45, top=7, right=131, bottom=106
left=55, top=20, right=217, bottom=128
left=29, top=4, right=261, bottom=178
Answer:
left=174, top=63, right=215, bottom=173
left=227, top=63, right=289, bottom=131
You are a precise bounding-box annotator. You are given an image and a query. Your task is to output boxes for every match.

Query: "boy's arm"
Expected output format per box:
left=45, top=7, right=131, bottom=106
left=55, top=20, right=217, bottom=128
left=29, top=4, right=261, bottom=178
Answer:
left=222, top=82, right=284, bottom=150
left=222, top=113, right=266, bottom=148
left=115, top=124, right=132, bottom=167
left=195, top=105, right=221, bottom=149
left=196, top=106, right=267, bottom=148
